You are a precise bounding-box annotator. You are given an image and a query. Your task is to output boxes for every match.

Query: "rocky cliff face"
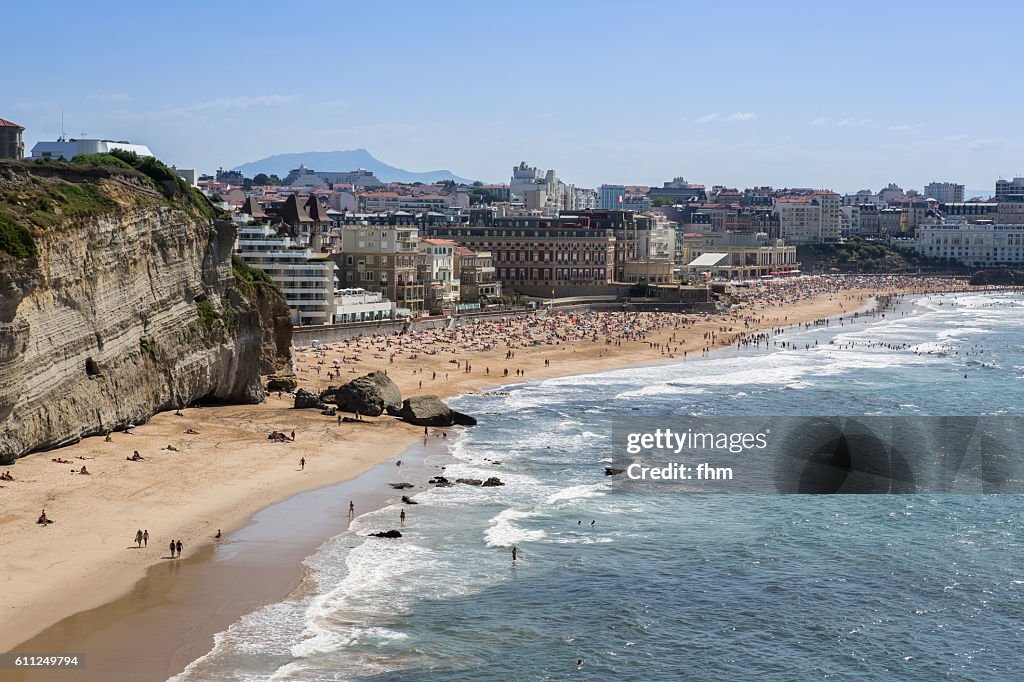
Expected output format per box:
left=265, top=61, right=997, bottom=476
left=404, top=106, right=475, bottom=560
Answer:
left=0, top=162, right=292, bottom=463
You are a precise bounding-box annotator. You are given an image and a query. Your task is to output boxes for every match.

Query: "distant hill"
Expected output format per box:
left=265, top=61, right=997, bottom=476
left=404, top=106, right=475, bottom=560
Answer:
left=232, top=149, right=474, bottom=184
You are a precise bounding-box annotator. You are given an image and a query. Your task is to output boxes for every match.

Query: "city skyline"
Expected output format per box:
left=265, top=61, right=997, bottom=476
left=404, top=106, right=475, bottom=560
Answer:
left=6, top=0, right=1024, bottom=191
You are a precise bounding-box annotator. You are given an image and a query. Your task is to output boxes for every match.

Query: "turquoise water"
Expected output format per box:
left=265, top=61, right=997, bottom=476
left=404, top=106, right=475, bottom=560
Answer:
left=175, top=292, right=1024, bottom=681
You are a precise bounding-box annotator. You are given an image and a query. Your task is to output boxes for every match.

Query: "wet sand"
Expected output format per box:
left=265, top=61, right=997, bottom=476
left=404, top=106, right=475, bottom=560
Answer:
left=6, top=439, right=443, bottom=682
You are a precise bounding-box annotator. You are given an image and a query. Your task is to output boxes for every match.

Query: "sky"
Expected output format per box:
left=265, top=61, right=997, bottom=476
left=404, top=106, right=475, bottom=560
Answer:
left=5, top=0, right=1022, bottom=192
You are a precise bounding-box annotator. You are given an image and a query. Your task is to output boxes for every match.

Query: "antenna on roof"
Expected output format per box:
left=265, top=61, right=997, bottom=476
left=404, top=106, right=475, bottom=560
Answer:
left=59, top=108, right=65, bottom=142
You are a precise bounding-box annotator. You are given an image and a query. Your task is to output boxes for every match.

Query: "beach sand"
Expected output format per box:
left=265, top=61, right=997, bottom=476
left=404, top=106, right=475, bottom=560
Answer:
left=0, top=285, right=955, bottom=677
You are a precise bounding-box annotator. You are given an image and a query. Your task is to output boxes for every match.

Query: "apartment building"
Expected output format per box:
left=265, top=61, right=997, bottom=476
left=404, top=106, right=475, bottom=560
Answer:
left=333, top=223, right=425, bottom=313
left=923, top=181, right=964, bottom=204
left=235, top=224, right=336, bottom=326
left=914, top=224, right=1024, bottom=266
left=456, top=247, right=501, bottom=303
left=419, top=238, right=460, bottom=313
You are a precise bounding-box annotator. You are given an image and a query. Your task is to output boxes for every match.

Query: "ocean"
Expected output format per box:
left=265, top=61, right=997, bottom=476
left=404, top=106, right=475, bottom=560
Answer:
left=174, top=291, right=1024, bottom=681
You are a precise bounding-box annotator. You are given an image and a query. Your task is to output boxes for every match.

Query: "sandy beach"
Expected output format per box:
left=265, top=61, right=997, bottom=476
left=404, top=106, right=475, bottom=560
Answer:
left=0, top=278, right=972, bottom=676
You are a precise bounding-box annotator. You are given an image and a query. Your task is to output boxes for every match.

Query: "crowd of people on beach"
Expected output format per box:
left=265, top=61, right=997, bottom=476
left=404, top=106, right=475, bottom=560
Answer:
left=9, top=273, right=997, bottom=588
left=290, top=275, right=971, bottom=381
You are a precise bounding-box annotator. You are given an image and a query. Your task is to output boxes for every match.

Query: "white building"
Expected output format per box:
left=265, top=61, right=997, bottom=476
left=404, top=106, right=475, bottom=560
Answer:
left=30, top=137, right=153, bottom=160
left=509, top=162, right=570, bottom=216
left=914, top=223, right=1024, bottom=266
left=574, top=188, right=599, bottom=210
left=235, top=224, right=337, bottom=326
left=334, top=288, right=395, bottom=322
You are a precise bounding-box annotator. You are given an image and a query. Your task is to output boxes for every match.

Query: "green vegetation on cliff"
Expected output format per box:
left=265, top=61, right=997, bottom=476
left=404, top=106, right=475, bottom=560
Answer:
left=0, top=154, right=220, bottom=260
left=797, top=237, right=966, bottom=273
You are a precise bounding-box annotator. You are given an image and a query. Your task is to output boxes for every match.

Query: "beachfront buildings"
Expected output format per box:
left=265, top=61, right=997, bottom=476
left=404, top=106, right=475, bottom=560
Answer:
left=923, top=181, right=965, bottom=204
left=0, top=118, right=25, bottom=159
left=334, top=222, right=425, bottom=314
left=333, top=288, right=394, bottom=322
left=682, top=231, right=798, bottom=280
left=234, top=224, right=337, bottom=325
left=422, top=209, right=671, bottom=297
left=456, top=247, right=501, bottom=304
left=914, top=223, right=1024, bottom=266
left=419, top=238, right=460, bottom=314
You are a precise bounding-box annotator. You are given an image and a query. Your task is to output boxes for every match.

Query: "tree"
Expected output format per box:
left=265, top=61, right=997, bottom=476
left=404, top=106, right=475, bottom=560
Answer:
left=252, top=172, right=279, bottom=186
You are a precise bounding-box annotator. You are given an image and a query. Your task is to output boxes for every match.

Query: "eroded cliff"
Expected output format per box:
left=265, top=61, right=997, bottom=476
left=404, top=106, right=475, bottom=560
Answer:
left=0, top=159, right=292, bottom=463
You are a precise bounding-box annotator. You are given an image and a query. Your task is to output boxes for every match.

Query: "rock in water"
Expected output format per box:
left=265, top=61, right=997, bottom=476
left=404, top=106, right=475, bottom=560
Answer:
left=456, top=478, right=483, bottom=486
left=389, top=482, right=414, bottom=489
left=293, top=388, right=327, bottom=410
left=401, top=495, right=418, bottom=504
left=369, top=530, right=402, bottom=538
left=393, top=395, right=477, bottom=427
left=481, top=476, right=505, bottom=487
left=333, top=371, right=402, bottom=416
left=605, top=467, right=626, bottom=476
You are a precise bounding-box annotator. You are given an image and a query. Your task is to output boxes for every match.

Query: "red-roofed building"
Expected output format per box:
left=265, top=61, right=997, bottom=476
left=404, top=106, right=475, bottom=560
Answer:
left=0, top=118, right=25, bottom=159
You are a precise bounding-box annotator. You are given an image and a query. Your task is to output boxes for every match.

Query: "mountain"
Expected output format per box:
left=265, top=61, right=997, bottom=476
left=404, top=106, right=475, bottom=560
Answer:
left=232, top=149, right=474, bottom=184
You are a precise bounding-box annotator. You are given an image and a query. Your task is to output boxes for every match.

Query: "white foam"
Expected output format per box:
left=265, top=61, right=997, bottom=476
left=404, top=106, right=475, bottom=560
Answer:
left=485, top=508, right=547, bottom=547
left=544, top=482, right=610, bottom=505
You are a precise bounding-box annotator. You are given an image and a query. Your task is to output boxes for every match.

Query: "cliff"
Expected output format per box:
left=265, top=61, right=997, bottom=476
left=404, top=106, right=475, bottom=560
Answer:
left=0, top=158, right=292, bottom=463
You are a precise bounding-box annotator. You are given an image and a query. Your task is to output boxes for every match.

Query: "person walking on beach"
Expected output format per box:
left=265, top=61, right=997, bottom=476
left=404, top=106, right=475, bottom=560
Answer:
left=400, top=509, right=406, bottom=524
left=348, top=501, right=355, bottom=518
left=169, top=539, right=176, bottom=558
left=176, top=539, right=183, bottom=558
left=300, top=456, right=306, bottom=470
left=291, top=430, right=296, bottom=441
left=135, top=529, right=143, bottom=547
left=143, top=530, right=149, bottom=547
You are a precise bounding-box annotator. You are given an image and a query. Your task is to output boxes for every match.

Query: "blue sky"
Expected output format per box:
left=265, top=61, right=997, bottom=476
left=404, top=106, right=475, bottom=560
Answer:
left=5, top=1, right=1021, bottom=192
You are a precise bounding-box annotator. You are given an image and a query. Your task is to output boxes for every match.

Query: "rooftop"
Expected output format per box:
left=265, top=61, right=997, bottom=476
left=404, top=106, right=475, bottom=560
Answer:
left=0, top=118, right=24, bottom=129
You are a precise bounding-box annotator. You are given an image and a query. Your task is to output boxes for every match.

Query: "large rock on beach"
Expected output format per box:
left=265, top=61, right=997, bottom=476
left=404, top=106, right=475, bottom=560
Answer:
left=332, top=371, right=402, bottom=416
left=392, top=395, right=477, bottom=427
left=293, top=388, right=327, bottom=410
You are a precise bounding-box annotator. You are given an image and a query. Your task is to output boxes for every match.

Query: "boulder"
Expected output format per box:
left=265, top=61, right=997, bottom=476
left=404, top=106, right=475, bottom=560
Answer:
left=481, top=476, right=505, bottom=487
left=605, top=467, right=626, bottom=476
left=333, top=371, right=401, bottom=416
left=393, top=395, right=477, bottom=427
left=369, top=530, right=402, bottom=538
left=401, top=495, right=418, bottom=505
left=294, top=388, right=327, bottom=410
left=389, top=482, right=414, bottom=489
left=456, top=478, right=483, bottom=486
left=266, top=374, right=298, bottom=392
left=429, top=475, right=452, bottom=487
